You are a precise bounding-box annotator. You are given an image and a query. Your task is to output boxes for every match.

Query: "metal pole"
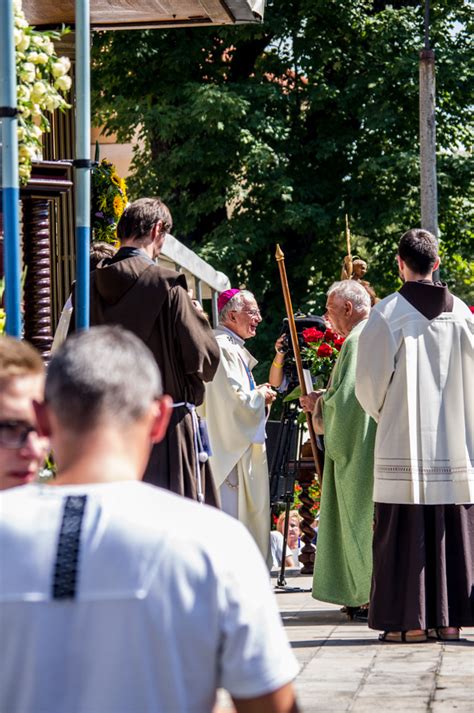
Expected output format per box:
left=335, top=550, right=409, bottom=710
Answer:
left=211, top=290, right=219, bottom=328
left=419, top=0, right=438, bottom=240
left=74, top=0, right=91, bottom=330
left=195, top=278, right=203, bottom=304
left=0, top=0, right=22, bottom=337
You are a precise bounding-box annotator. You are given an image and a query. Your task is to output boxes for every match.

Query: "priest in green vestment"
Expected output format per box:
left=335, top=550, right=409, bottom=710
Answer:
left=300, top=280, right=376, bottom=609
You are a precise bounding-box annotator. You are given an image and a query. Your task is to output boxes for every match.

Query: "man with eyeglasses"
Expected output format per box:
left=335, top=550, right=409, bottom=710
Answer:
left=0, top=336, right=49, bottom=490
left=200, top=289, right=276, bottom=566
left=89, top=197, right=221, bottom=505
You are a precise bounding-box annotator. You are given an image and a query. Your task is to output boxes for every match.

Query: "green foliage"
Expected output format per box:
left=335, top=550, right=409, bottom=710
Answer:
left=91, top=0, right=474, bottom=378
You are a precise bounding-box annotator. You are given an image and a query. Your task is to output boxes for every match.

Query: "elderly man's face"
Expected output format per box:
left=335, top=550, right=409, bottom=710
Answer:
left=325, top=293, right=354, bottom=337
left=0, top=375, right=49, bottom=490
left=229, top=299, right=262, bottom=340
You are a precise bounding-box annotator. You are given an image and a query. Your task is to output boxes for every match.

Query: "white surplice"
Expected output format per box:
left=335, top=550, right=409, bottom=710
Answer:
left=199, top=327, right=271, bottom=566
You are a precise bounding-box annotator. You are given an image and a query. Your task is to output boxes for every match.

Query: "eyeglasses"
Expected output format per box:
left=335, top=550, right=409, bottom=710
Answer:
left=0, top=421, right=38, bottom=449
left=242, top=309, right=262, bottom=318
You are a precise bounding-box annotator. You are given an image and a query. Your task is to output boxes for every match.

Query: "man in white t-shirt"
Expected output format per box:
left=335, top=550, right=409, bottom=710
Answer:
left=0, top=326, right=299, bottom=713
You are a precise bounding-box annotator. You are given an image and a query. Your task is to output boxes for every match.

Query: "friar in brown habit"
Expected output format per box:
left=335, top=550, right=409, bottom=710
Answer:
left=89, top=197, right=221, bottom=506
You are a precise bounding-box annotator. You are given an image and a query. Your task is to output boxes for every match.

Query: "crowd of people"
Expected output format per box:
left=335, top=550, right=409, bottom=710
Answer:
left=0, top=196, right=472, bottom=710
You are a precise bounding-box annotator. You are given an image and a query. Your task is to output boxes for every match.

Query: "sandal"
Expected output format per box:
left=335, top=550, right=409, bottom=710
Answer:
left=379, top=630, right=427, bottom=643
left=427, top=627, right=460, bottom=641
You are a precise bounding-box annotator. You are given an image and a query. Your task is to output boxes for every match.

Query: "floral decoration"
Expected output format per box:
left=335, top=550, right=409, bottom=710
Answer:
left=272, top=480, right=321, bottom=526
left=301, top=327, right=345, bottom=389
left=285, top=327, right=345, bottom=404
left=91, top=159, right=128, bottom=244
left=14, top=0, right=71, bottom=184
left=0, top=279, right=5, bottom=334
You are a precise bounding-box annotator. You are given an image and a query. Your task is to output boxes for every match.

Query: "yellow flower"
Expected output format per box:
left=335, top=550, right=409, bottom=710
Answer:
left=113, top=195, right=124, bottom=217
left=110, top=172, right=120, bottom=186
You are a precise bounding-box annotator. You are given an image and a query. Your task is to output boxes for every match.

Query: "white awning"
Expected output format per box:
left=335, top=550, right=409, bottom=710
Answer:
left=161, top=233, right=230, bottom=295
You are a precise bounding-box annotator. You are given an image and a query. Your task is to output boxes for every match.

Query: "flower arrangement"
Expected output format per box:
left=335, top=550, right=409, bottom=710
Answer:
left=0, top=279, right=5, bottom=334
left=271, top=480, right=321, bottom=526
left=91, top=159, right=128, bottom=244
left=14, top=0, right=71, bottom=184
left=293, top=480, right=320, bottom=518
left=300, top=327, right=345, bottom=389
left=284, top=327, right=344, bottom=404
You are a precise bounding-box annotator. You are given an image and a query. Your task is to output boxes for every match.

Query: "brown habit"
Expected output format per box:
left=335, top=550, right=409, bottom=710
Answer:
left=90, top=249, right=221, bottom=506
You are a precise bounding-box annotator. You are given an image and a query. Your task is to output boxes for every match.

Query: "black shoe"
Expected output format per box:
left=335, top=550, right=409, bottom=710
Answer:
left=353, top=607, right=369, bottom=622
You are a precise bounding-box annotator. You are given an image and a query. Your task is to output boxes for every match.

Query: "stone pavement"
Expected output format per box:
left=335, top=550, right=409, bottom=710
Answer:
left=218, top=572, right=474, bottom=712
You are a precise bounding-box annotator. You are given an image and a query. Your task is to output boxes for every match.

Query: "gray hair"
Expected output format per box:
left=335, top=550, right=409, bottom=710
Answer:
left=327, top=280, right=371, bottom=314
left=46, top=326, right=162, bottom=432
left=218, top=289, right=256, bottom=324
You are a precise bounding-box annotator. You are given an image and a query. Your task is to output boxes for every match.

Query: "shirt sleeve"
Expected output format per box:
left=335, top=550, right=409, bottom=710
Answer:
left=355, top=309, right=397, bottom=422
left=217, top=524, right=299, bottom=698
left=170, top=285, right=220, bottom=382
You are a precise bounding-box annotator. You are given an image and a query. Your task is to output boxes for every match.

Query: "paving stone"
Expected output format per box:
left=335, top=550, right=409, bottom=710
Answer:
left=218, top=573, right=474, bottom=712
left=351, top=697, right=430, bottom=712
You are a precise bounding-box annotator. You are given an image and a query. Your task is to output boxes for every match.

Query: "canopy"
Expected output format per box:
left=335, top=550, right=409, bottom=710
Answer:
left=21, top=0, right=264, bottom=29
left=1, top=0, right=262, bottom=336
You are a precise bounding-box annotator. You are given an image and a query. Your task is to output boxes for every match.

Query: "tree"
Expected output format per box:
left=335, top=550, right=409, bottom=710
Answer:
left=91, top=0, right=473, bottom=379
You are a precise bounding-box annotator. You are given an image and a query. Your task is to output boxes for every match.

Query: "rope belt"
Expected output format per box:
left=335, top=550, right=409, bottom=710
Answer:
left=173, top=402, right=209, bottom=504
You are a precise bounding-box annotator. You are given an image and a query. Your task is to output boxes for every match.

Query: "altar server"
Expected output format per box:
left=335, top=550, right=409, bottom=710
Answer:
left=356, top=228, right=474, bottom=643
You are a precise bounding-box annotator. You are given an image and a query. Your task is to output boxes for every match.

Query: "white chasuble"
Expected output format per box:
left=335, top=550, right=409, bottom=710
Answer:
left=199, top=328, right=271, bottom=566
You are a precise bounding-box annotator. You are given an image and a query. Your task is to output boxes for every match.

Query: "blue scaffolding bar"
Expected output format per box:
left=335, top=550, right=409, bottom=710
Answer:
left=74, top=0, right=91, bottom=330
left=0, top=0, right=22, bottom=338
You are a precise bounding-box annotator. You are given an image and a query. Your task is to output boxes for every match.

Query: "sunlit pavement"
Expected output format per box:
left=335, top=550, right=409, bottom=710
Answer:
left=217, top=572, right=474, bottom=712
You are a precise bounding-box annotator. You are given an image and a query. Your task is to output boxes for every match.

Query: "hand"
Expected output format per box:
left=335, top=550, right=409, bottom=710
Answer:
left=299, top=390, right=324, bottom=413
left=257, top=384, right=277, bottom=406
left=274, top=335, right=286, bottom=355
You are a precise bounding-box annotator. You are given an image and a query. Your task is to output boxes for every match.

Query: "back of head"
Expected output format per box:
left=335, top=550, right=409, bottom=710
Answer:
left=117, top=197, right=173, bottom=244
left=90, top=241, right=117, bottom=271
left=327, top=280, right=371, bottom=314
left=46, top=326, right=162, bottom=432
left=398, top=228, right=438, bottom=275
left=0, top=336, right=44, bottom=386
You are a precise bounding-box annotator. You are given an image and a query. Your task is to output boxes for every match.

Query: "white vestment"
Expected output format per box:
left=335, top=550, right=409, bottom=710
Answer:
left=199, top=327, right=271, bottom=565
left=356, top=293, right=474, bottom=505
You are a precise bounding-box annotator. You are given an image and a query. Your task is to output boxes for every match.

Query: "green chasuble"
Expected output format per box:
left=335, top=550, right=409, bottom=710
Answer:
left=312, top=320, right=376, bottom=607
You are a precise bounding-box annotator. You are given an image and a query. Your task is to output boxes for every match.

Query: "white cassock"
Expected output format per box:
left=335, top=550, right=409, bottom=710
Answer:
left=199, top=327, right=271, bottom=566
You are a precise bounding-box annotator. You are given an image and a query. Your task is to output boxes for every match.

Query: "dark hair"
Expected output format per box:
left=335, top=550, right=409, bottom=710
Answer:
left=398, top=229, right=438, bottom=275
left=46, top=326, right=162, bottom=432
left=117, top=197, right=173, bottom=244
left=90, top=241, right=116, bottom=271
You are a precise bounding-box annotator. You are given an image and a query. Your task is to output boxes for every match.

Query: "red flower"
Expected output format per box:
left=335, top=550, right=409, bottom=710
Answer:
left=317, top=342, right=334, bottom=357
left=324, top=328, right=337, bottom=342
left=302, top=327, right=325, bottom=343
left=469, top=306, right=474, bottom=314
left=334, top=337, right=345, bottom=351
